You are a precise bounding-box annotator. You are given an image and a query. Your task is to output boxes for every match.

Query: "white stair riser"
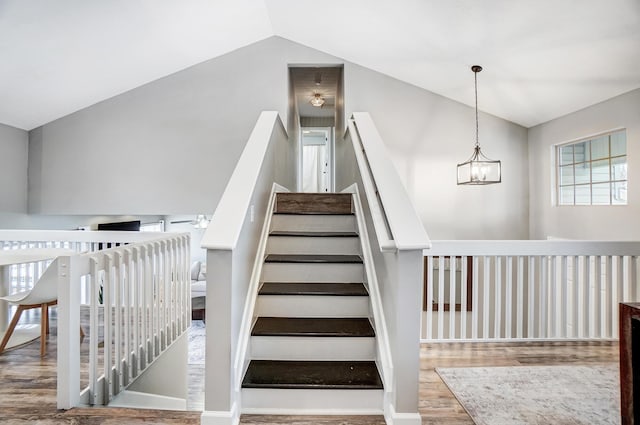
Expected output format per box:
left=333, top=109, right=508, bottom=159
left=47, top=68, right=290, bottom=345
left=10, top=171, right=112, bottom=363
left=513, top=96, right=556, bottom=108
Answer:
left=241, top=388, right=383, bottom=414
left=250, top=336, right=376, bottom=360
left=256, top=295, right=369, bottom=317
left=261, top=263, right=363, bottom=282
left=267, top=236, right=361, bottom=255
left=270, top=215, right=356, bottom=233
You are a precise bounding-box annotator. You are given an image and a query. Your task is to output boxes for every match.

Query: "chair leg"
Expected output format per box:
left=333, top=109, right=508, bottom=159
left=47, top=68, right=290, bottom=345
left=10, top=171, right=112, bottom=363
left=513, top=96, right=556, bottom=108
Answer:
left=0, top=305, right=26, bottom=354
left=40, top=303, right=48, bottom=357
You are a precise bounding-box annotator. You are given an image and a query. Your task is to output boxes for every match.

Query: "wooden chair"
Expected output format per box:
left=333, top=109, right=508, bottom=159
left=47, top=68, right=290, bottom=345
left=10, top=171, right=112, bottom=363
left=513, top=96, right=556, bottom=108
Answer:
left=0, top=259, right=61, bottom=357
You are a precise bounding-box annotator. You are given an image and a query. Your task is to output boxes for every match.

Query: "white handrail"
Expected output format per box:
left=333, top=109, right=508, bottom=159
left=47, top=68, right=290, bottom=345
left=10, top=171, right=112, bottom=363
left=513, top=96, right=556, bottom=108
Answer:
left=201, top=111, right=286, bottom=250
left=428, top=240, right=640, bottom=256
left=346, top=120, right=395, bottom=252
left=0, top=229, right=165, bottom=244
left=350, top=112, right=430, bottom=251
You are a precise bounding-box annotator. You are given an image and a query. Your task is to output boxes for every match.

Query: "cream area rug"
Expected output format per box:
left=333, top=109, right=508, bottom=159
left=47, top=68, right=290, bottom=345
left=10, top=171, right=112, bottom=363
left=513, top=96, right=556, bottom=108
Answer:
left=436, top=365, right=619, bottom=425
left=188, top=320, right=205, bottom=365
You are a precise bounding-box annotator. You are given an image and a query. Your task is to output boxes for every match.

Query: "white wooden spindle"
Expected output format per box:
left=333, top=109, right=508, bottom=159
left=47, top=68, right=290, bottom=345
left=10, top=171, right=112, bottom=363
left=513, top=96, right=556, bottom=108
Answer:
left=483, top=257, right=490, bottom=339
left=472, top=257, right=479, bottom=339
left=494, top=256, right=502, bottom=339
left=437, top=256, right=445, bottom=339
left=571, top=256, right=579, bottom=339
left=449, top=256, right=456, bottom=339
left=426, top=256, right=433, bottom=340
left=528, top=256, right=535, bottom=338
left=460, top=256, right=468, bottom=339
left=595, top=255, right=603, bottom=338
left=560, top=255, right=568, bottom=338
left=550, top=256, right=557, bottom=338
left=505, top=256, right=512, bottom=339
left=605, top=256, right=613, bottom=338
left=516, top=256, right=524, bottom=338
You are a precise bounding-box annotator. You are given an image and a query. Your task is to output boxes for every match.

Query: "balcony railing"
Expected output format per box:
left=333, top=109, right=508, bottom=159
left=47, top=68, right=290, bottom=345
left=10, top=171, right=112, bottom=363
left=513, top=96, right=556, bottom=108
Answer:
left=423, top=240, right=640, bottom=341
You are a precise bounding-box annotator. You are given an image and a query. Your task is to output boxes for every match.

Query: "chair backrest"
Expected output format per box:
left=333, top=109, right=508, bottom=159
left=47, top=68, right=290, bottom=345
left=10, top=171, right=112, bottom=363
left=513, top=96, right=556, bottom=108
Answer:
left=20, top=258, right=61, bottom=305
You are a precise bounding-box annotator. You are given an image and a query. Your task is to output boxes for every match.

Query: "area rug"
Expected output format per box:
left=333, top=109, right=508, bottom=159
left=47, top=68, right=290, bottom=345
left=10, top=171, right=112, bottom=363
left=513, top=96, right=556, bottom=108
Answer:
left=436, top=365, right=619, bottom=425
left=188, top=320, right=205, bottom=365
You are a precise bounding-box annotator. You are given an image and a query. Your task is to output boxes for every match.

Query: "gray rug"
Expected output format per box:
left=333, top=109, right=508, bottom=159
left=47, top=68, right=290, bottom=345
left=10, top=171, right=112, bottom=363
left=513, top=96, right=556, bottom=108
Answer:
left=188, top=320, right=205, bottom=365
left=436, top=365, right=620, bottom=425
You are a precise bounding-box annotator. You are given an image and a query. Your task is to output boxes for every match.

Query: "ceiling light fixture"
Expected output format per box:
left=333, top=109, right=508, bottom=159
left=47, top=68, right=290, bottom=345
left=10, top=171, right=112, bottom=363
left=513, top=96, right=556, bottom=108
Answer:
left=457, top=65, right=501, bottom=185
left=310, top=93, right=325, bottom=107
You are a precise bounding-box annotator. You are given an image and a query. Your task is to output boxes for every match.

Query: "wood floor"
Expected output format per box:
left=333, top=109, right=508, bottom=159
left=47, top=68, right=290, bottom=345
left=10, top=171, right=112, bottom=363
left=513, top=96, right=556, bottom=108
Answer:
left=0, top=309, right=619, bottom=424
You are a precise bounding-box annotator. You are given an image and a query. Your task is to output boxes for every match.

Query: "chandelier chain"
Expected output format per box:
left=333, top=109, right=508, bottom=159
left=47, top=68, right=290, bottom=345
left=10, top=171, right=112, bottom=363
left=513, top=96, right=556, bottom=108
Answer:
left=474, top=70, right=479, bottom=149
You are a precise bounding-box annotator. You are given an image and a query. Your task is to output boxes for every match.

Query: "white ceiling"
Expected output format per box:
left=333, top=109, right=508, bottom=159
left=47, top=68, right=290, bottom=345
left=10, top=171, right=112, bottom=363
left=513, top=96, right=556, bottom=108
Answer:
left=1, top=0, right=639, bottom=130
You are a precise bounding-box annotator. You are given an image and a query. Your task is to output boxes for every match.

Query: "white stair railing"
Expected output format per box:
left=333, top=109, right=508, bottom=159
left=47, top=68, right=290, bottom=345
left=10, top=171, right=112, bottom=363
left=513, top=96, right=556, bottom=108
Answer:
left=424, top=240, right=640, bottom=341
left=57, top=233, right=190, bottom=408
left=0, top=230, right=190, bottom=409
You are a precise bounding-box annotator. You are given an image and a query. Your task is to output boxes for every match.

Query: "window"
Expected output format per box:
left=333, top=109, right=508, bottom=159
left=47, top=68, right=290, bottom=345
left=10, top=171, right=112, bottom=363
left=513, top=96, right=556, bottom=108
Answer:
left=557, top=130, right=627, bottom=205
left=140, top=220, right=165, bottom=232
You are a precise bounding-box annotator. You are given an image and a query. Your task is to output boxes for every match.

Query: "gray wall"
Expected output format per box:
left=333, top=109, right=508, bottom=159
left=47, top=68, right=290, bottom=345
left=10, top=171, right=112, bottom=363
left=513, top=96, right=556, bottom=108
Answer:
left=0, top=123, right=28, bottom=213
left=344, top=63, right=530, bottom=240
left=28, top=37, right=336, bottom=215
left=27, top=36, right=530, bottom=239
left=528, top=88, right=640, bottom=240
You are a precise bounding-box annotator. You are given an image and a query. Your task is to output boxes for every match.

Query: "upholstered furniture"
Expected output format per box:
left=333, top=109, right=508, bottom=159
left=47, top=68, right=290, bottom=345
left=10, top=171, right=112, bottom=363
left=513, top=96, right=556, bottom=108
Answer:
left=191, top=261, right=206, bottom=321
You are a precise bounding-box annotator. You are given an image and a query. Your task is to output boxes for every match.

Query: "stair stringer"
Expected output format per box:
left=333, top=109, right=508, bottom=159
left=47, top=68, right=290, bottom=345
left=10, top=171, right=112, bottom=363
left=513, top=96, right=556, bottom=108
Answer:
left=233, top=183, right=289, bottom=399
left=345, top=183, right=413, bottom=424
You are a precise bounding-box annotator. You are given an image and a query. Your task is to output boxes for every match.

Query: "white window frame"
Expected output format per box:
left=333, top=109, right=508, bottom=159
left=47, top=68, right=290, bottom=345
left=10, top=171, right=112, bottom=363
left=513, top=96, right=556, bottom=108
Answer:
left=555, top=129, right=627, bottom=206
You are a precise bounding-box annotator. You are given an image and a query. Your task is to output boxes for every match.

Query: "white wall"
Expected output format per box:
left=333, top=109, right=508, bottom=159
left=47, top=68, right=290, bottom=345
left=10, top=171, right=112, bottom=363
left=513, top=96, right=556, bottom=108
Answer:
left=26, top=36, right=529, bottom=239
left=0, top=123, right=28, bottom=213
left=528, top=88, right=640, bottom=240
left=28, top=37, right=336, bottom=216
left=344, top=63, right=530, bottom=240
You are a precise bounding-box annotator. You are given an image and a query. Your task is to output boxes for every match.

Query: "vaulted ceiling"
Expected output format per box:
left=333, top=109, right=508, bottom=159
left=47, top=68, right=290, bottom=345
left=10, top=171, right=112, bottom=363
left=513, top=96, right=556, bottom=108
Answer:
left=1, top=0, right=639, bottom=130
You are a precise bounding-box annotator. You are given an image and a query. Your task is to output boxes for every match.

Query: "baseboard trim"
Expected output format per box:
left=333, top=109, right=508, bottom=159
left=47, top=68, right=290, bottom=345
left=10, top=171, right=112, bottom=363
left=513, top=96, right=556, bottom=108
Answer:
left=384, top=403, right=422, bottom=425
left=201, top=403, right=239, bottom=425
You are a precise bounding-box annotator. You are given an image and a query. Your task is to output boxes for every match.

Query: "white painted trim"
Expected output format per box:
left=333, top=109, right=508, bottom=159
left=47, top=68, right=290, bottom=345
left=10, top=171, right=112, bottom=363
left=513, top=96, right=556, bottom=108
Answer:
left=425, top=240, right=640, bottom=256
left=347, top=184, right=393, bottom=399
left=233, top=183, right=286, bottom=391
left=201, top=403, right=239, bottom=425
left=421, top=338, right=618, bottom=343
left=108, top=390, right=186, bottom=411
left=202, top=112, right=286, bottom=250
left=384, top=403, right=423, bottom=425
left=0, top=229, right=166, bottom=244
left=345, top=121, right=395, bottom=253
left=350, top=112, right=431, bottom=251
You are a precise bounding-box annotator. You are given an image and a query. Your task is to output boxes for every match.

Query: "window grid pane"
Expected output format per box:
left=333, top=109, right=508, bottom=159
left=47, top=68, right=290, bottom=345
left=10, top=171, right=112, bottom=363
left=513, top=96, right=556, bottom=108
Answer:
left=556, top=130, right=627, bottom=206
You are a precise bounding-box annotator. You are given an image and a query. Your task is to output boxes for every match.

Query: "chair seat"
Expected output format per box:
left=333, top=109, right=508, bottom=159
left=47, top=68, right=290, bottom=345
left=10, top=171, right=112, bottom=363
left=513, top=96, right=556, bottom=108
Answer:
left=0, top=290, right=32, bottom=304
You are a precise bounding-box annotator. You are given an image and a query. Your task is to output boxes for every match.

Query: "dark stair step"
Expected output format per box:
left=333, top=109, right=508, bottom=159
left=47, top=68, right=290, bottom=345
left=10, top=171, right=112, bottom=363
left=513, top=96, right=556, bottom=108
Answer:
left=242, top=360, right=383, bottom=389
left=251, top=317, right=375, bottom=337
left=259, top=282, right=368, bottom=296
left=269, top=230, right=359, bottom=237
left=265, top=254, right=362, bottom=264
left=274, top=192, right=353, bottom=215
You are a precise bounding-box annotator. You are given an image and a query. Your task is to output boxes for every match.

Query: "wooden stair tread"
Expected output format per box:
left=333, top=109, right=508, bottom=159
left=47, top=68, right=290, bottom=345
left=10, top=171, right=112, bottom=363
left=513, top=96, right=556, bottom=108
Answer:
left=274, top=192, right=353, bottom=215
left=265, top=254, right=362, bottom=264
left=242, top=360, right=383, bottom=389
left=269, top=230, right=359, bottom=237
left=259, top=282, right=368, bottom=296
left=251, top=317, right=375, bottom=337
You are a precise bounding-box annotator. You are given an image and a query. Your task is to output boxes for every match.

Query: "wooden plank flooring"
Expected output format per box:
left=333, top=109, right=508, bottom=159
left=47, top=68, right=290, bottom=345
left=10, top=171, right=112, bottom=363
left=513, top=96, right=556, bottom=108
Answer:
left=0, top=309, right=619, bottom=424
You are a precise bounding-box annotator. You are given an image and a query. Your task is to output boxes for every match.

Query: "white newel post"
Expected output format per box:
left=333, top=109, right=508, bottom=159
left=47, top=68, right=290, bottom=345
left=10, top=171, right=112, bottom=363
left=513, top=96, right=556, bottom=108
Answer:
left=202, top=248, right=238, bottom=425
left=388, top=249, right=423, bottom=424
left=57, top=255, right=81, bottom=409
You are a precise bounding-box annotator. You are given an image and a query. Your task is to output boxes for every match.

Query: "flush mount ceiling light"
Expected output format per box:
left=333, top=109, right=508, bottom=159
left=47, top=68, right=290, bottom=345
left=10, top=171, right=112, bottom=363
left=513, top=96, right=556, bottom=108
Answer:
left=457, top=65, right=501, bottom=185
left=310, top=93, right=325, bottom=107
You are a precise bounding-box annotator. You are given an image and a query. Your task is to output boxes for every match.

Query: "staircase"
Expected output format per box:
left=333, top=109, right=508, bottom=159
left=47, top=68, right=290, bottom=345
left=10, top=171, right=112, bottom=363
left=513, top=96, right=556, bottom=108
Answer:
left=241, top=192, right=384, bottom=414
